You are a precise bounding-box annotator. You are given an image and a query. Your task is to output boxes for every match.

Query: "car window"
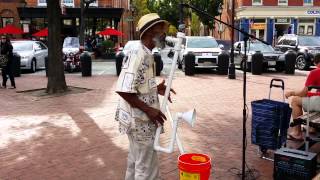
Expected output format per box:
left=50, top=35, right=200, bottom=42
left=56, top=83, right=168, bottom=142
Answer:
left=298, top=36, right=320, bottom=46
left=34, top=43, right=42, bottom=50
left=38, top=42, right=47, bottom=50
left=12, top=42, right=33, bottom=51
left=282, top=38, right=290, bottom=46
left=277, top=39, right=284, bottom=45
left=187, top=37, right=218, bottom=48
left=245, top=42, right=274, bottom=52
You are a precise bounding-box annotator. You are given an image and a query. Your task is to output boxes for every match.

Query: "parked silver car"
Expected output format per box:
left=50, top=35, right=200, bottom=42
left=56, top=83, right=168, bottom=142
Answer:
left=12, top=40, right=48, bottom=73
left=233, top=41, right=284, bottom=71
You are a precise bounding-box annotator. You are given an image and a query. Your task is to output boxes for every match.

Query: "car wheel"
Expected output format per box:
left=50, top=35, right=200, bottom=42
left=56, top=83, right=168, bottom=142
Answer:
left=296, top=55, right=310, bottom=70
left=30, top=59, right=36, bottom=73
left=184, top=56, right=195, bottom=76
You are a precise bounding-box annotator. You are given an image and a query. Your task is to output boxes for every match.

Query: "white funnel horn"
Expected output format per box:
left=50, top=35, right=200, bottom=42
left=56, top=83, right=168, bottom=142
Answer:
left=178, top=109, right=196, bottom=127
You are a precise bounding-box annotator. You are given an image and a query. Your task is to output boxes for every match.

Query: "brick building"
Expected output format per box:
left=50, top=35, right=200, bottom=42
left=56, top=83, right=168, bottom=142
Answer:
left=0, top=0, right=133, bottom=42
left=216, top=0, right=320, bottom=44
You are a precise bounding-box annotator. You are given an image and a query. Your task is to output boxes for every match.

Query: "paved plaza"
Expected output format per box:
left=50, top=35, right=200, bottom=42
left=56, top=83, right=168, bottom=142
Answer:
left=0, top=61, right=315, bottom=180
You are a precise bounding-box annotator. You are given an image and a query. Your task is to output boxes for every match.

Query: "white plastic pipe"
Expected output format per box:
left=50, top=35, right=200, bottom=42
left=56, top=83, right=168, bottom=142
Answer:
left=154, top=32, right=185, bottom=153
left=154, top=113, right=183, bottom=153
left=166, top=105, right=185, bottom=154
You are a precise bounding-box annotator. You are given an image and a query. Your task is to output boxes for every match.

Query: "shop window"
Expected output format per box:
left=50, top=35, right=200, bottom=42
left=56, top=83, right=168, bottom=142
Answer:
left=38, top=0, right=46, bottom=6
left=304, top=0, right=312, bottom=5
left=299, top=26, right=305, bottom=35
left=307, top=25, right=314, bottom=35
left=89, top=0, right=98, bottom=6
left=1, top=17, right=13, bottom=28
left=38, top=0, right=74, bottom=7
left=252, top=0, right=262, bottom=5
left=63, top=19, right=73, bottom=26
left=62, top=0, right=74, bottom=7
left=278, top=0, right=288, bottom=5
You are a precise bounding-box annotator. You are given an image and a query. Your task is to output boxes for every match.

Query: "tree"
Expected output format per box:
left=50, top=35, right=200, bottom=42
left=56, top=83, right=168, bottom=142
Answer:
left=147, top=0, right=182, bottom=28
left=79, top=0, right=96, bottom=46
left=147, top=0, right=222, bottom=35
left=132, top=0, right=151, bottom=26
left=46, top=0, right=67, bottom=94
left=191, top=12, right=200, bottom=36
left=189, top=0, right=223, bottom=35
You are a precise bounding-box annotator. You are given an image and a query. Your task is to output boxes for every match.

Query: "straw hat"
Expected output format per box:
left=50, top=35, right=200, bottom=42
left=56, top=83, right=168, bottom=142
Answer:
left=137, top=13, right=169, bottom=39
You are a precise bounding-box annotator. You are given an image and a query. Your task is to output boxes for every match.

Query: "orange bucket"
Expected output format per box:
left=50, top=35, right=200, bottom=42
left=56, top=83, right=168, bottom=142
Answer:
left=178, top=153, right=211, bottom=180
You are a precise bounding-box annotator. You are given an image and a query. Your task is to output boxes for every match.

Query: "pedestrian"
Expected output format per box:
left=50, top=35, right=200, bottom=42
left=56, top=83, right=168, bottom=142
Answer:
left=115, top=13, right=175, bottom=180
left=1, top=35, right=15, bottom=89
left=285, top=53, right=320, bottom=141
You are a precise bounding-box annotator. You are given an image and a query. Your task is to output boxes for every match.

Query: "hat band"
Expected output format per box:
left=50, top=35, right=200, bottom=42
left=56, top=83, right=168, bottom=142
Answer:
left=139, top=18, right=161, bottom=35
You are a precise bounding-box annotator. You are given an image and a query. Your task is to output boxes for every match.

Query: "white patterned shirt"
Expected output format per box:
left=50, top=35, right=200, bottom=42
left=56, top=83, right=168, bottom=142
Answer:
left=115, top=42, right=160, bottom=142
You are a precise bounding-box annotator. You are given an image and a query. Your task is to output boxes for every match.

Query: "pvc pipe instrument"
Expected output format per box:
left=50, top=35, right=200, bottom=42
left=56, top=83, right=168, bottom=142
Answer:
left=153, top=32, right=196, bottom=154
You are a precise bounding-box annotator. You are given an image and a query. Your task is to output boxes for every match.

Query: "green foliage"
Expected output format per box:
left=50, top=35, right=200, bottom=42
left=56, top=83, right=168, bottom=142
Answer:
left=132, top=0, right=151, bottom=25
left=191, top=12, right=200, bottom=36
left=137, top=0, right=223, bottom=32
left=189, top=0, right=223, bottom=29
left=167, top=25, right=178, bottom=36
left=101, top=40, right=115, bottom=55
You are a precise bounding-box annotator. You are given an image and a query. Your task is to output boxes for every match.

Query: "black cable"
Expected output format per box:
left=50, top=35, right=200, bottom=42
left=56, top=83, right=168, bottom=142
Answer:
left=228, top=104, right=261, bottom=180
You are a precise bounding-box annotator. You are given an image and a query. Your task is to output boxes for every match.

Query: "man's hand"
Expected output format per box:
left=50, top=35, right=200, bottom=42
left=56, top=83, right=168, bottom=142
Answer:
left=285, top=91, right=294, bottom=99
left=157, top=79, right=176, bottom=103
left=146, top=107, right=167, bottom=127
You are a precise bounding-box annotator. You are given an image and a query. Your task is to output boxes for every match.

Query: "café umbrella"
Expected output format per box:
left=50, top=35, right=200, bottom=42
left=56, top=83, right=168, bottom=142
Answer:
left=0, top=24, right=24, bottom=35
left=32, top=28, right=48, bottom=37
left=97, top=28, right=124, bottom=36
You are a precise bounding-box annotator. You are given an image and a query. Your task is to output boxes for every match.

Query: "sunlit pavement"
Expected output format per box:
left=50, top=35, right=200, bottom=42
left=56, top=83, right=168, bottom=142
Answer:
left=0, top=59, right=316, bottom=179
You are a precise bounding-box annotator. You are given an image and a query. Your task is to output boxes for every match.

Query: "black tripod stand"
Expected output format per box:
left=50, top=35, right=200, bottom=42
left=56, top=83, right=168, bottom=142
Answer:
left=179, top=3, right=269, bottom=180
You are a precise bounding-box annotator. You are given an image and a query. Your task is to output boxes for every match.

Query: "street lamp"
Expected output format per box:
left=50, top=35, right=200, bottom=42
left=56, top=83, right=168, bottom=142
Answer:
left=218, top=3, right=223, bottom=39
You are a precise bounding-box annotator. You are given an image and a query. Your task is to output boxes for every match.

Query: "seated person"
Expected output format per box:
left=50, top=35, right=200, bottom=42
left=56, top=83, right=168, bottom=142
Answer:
left=285, top=53, right=320, bottom=141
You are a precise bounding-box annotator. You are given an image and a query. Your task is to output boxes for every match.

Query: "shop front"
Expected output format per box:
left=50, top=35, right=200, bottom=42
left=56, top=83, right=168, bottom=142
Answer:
left=236, top=7, right=320, bottom=45
left=17, top=7, right=123, bottom=39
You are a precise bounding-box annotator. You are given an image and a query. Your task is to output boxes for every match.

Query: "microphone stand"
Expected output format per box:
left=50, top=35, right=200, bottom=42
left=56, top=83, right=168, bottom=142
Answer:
left=180, top=3, right=269, bottom=180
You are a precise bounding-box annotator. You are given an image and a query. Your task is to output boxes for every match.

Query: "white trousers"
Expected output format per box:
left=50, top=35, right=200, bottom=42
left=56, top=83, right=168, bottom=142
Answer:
left=125, top=134, right=160, bottom=180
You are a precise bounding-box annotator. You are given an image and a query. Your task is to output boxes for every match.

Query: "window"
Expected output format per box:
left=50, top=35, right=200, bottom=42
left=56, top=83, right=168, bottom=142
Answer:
left=1, top=17, right=13, bottom=28
left=37, top=42, right=47, bottom=50
left=304, top=0, right=312, bottom=5
left=38, top=0, right=74, bottom=7
left=307, top=26, right=314, bottom=35
left=278, top=0, right=287, bottom=5
left=89, top=0, right=98, bottom=6
left=299, top=26, right=305, bottom=34
left=38, top=0, right=46, bottom=6
left=62, top=0, right=74, bottom=7
left=252, top=0, right=262, bottom=5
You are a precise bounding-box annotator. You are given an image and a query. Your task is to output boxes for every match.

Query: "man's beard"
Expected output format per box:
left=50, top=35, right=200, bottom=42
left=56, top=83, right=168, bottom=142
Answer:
left=152, top=34, right=166, bottom=49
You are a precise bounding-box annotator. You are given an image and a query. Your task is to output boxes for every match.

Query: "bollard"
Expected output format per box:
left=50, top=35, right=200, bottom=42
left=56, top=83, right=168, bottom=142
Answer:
left=115, top=53, right=124, bottom=76
left=12, top=53, right=21, bottom=77
left=154, top=53, right=163, bottom=76
left=80, top=52, right=92, bottom=77
left=184, top=52, right=195, bottom=76
left=284, top=50, right=296, bottom=74
left=217, top=51, right=229, bottom=75
left=251, top=51, right=264, bottom=75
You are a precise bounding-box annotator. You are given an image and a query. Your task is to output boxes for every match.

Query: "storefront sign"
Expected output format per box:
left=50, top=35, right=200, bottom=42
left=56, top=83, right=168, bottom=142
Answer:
left=276, top=18, right=290, bottom=24
left=250, top=23, right=265, bottom=30
left=306, top=10, right=320, bottom=15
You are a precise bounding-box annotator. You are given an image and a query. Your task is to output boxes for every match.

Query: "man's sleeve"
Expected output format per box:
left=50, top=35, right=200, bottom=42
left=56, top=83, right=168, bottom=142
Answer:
left=116, top=51, right=144, bottom=93
left=305, top=71, right=315, bottom=87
